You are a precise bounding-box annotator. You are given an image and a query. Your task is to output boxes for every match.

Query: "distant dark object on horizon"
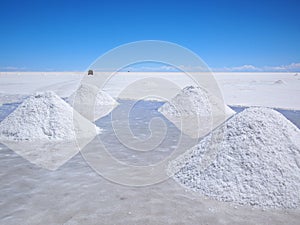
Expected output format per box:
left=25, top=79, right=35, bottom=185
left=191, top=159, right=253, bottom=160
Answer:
left=88, top=70, right=93, bottom=75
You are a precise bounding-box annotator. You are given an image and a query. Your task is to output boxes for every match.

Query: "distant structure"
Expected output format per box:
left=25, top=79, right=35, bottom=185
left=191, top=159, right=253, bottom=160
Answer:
left=88, top=70, right=94, bottom=75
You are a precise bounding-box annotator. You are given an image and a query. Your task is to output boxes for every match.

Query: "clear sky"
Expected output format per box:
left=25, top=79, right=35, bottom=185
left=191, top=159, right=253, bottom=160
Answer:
left=0, top=0, right=300, bottom=71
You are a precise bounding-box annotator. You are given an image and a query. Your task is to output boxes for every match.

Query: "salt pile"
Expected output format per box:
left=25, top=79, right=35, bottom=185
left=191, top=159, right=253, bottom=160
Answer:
left=69, top=83, right=118, bottom=121
left=0, top=91, right=101, bottom=170
left=0, top=91, right=101, bottom=141
left=159, top=86, right=235, bottom=138
left=169, top=107, right=300, bottom=208
left=273, top=79, right=286, bottom=85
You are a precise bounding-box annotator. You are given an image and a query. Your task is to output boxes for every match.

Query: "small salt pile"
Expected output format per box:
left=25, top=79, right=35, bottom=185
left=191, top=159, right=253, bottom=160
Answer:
left=69, top=83, right=118, bottom=121
left=273, top=79, right=286, bottom=85
left=159, top=86, right=235, bottom=138
left=0, top=91, right=100, bottom=170
left=169, top=107, right=300, bottom=209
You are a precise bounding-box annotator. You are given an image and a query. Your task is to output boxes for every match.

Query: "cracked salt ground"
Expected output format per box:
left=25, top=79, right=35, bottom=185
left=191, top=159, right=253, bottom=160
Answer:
left=1, top=101, right=300, bottom=224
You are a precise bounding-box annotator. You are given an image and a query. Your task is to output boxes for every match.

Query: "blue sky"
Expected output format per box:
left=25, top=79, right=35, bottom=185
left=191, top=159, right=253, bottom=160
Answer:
left=0, top=0, right=300, bottom=71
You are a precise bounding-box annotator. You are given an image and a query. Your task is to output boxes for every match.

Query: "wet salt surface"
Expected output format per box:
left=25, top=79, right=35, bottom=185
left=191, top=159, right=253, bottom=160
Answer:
left=95, top=100, right=197, bottom=166
left=0, top=100, right=300, bottom=224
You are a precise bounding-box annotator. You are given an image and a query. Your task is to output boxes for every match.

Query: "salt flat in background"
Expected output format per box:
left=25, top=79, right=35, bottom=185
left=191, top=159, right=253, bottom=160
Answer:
left=1, top=72, right=300, bottom=224
left=0, top=72, right=299, bottom=110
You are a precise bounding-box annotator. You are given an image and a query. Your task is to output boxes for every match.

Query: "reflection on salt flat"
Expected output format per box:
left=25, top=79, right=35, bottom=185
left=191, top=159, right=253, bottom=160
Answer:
left=1, top=101, right=300, bottom=224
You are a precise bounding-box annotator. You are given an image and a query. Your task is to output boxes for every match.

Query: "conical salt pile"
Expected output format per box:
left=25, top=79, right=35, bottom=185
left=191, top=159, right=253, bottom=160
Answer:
left=69, top=83, right=118, bottom=121
left=159, top=86, right=235, bottom=138
left=0, top=91, right=101, bottom=170
left=169, top=107, right=300, bottom=208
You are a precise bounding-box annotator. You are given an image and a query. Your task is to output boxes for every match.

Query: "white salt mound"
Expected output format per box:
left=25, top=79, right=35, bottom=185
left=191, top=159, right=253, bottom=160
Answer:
left=69, top=83, right=118, bottom=121
left=159, top=86, right=210, bottom=117
left=0, top=91, right=101, bottom=141
left=159, top=85, right=235, bottom=117
left=158, top=86, right=235, bottom=138
left=273, top=79, right=286, bottom=85
left=169, top=107, right=300, bottom=209
left=0, top=91, right=101, bottom=170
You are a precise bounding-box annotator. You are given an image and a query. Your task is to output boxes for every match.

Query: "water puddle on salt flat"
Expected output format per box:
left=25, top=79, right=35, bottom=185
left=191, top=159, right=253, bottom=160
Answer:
left=94, top=99, right=198, bottom=166
left=0, top=100, right=300, bottom=224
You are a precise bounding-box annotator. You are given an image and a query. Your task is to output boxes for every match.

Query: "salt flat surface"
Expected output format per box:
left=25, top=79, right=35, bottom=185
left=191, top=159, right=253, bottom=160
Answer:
left=1, top=101, right=300, bottom=224
left=1, top=72, right=300, bottom=109
left=0, top=72, right=82, bottom=96
left=0, top=72, right=300, bottom=223
left=1, top=147, right=300, bottom=225
left=216, top=72, right=300, bottom=110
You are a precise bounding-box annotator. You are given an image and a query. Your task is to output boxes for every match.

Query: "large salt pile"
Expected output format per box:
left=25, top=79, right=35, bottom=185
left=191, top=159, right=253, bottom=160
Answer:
left=159, top=86, right=235, bottom=138
left=0, top=91, right=101, bottom=170
left=169, top=107, right=300, bottom=209
left=69, top=83, right=118, bottom=121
